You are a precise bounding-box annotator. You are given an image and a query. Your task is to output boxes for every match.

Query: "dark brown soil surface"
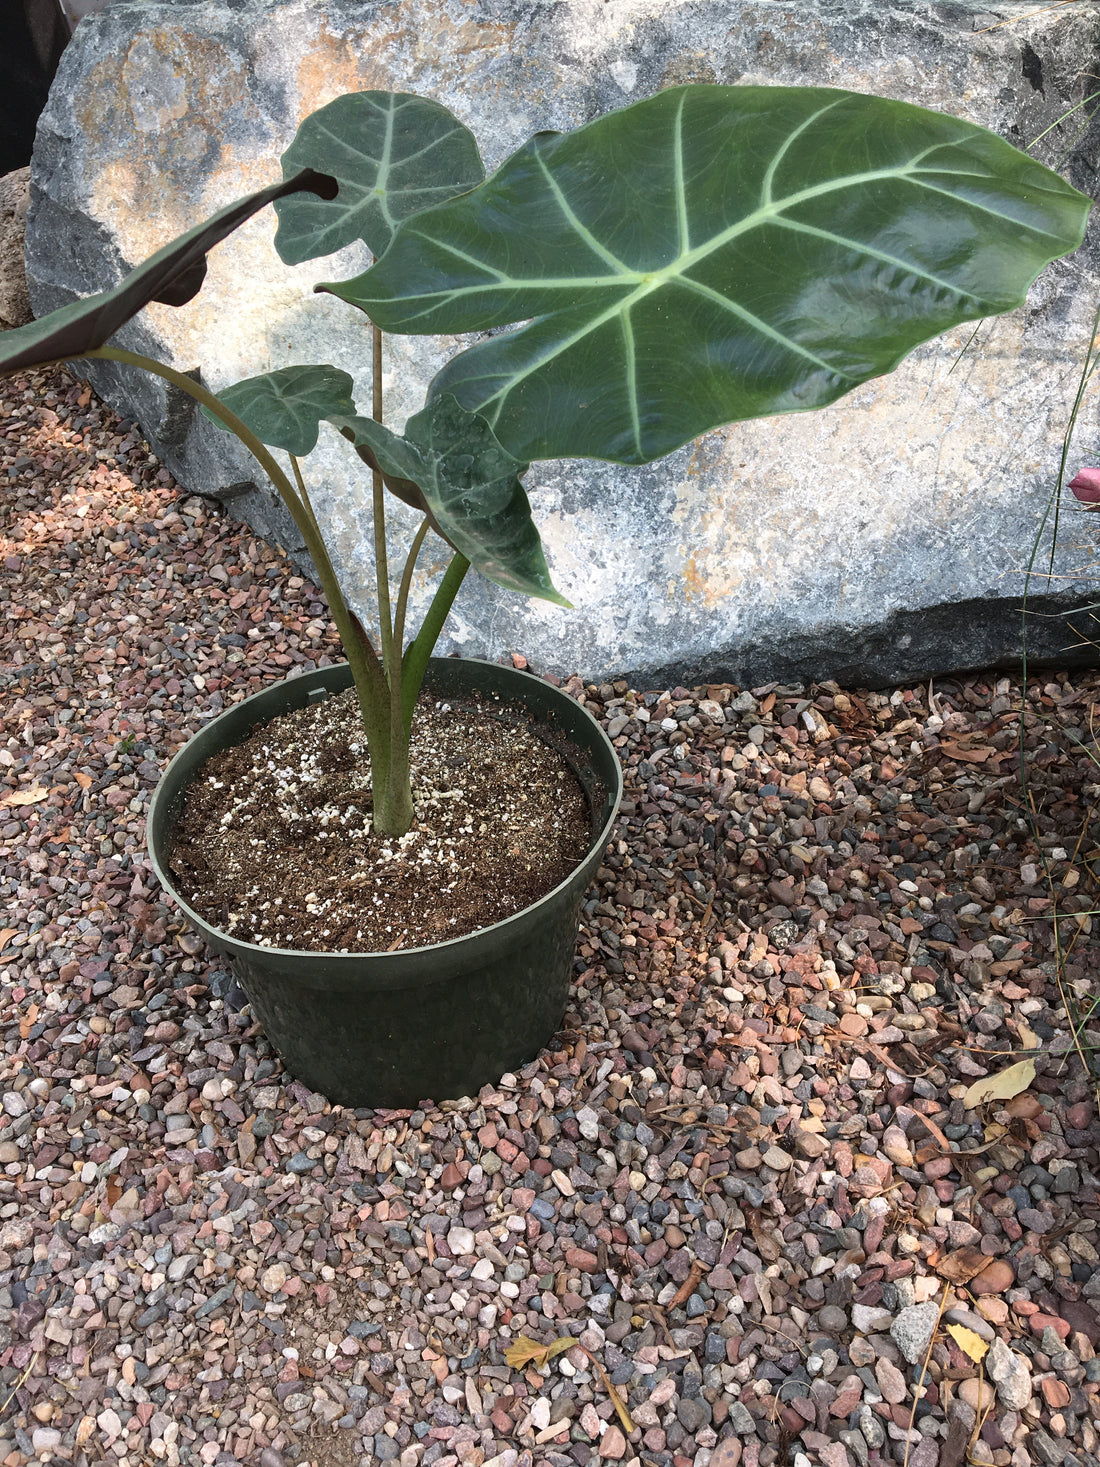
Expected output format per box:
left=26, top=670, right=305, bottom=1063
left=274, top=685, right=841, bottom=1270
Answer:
left=167, top=684, right=592, bottom=952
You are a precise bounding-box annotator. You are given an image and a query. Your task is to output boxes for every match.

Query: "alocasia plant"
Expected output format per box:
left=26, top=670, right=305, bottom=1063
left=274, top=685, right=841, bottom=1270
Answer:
left=0, top=85, right=1089, bottom=837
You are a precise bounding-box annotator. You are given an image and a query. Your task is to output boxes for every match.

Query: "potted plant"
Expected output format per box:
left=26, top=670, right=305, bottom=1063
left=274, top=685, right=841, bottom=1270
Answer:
left=0, top=84, right=1088, bottom=1107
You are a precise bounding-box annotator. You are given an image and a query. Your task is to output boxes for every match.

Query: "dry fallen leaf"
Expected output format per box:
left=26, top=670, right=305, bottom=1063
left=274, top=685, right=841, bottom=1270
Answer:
left=0, top=786, right=48, bottom=807
left=962, top=1059, right=1037, bottom=1109
left=503, top=1334, right=635, bottom=1435
left=1016, top=1024, right=1041, bottom=1051
left=74, top=771, right=93, bottom=790
left=0, top=929, right=18, bottom=953
left=932, top=1247, right=990, bottom=1285
left=940, top=741, right=994, bottom=764
left=503, top=1334, right=578, bottom=1373
left=946, top=1323, right=989, bottom=1363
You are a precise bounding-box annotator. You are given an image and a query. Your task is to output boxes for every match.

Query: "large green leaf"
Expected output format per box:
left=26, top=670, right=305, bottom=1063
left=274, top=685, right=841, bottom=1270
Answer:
left=329, top=398, right=569, bottom=606
left=0, top=170, right=337, bottom=376
left=274, top=92, right=485, bottom=264
left=323, top=85, right=1090, bottom=465
left=209, top=365, right=357, bottom=455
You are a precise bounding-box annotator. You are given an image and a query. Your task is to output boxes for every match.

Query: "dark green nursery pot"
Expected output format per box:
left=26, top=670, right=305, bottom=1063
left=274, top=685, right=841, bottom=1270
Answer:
left=146, top=658, right=621, bottom=1108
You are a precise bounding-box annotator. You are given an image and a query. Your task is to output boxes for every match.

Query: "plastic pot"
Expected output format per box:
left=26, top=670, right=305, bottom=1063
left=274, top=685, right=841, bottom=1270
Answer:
left=146, top=658, right=622, bottom=1108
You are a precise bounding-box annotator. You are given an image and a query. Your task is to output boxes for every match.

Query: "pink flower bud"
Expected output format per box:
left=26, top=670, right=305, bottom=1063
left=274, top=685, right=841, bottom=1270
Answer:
left=1069, top=468, right=1100, bottom=504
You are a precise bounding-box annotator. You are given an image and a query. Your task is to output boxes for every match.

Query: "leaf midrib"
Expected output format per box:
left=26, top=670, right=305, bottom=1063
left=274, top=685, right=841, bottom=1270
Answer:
left=399, top=147, right=1061, bottom=321
left=446, top=150, right=1029, bottom=436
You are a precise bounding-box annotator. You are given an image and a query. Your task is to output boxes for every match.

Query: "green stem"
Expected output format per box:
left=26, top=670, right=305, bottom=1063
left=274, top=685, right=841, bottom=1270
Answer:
left=393, top=519, right=430, bottom=671
left=290, top=453, right=390, bottom=759
left=289, top=452, right=324, bottom=546
left=385, top=518, right=431, bottom=822
left=90, top=346, right=393, bottom=795
left=371, top=325, right=394, bottom=677
left=364, top=323, right=412, bottom=835
left=401, top=551, right=471, bottom=736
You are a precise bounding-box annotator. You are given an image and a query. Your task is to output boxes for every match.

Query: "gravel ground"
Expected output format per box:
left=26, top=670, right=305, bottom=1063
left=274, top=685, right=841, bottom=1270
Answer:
left=1, top=364, right=1099, bottom=1467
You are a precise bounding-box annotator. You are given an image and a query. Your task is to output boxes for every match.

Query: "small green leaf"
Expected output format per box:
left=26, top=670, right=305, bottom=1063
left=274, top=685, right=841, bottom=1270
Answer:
left=329, top=397, right=569, bottom=607
left=325, top=84, right=1090, bottom=465
left=0, top=169, right=337, bottom=376
left=208, top=365, right=357, bottom=455
left=274, top=92, right=485, bottom=264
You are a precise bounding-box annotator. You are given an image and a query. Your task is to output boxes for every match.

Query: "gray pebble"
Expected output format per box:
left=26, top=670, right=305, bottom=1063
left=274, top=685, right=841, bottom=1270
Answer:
left=943, top=1306, right=994, bottom=1342
left=857, top=1404, right=885, bottom=1449
left=986, top=1337, right=1033, bottom=1409
left=840, top=1429, right=870, bottom=1467
left=677, top=1396, right=712, bottom=1432
left=727, top=1402, right=757, bottom=1434
left=890, top=1302, right=940, bottom=1364
left=194, top=1283, right=234, bottom=1318
left=1030, top=1429, right=1070, bottom=1466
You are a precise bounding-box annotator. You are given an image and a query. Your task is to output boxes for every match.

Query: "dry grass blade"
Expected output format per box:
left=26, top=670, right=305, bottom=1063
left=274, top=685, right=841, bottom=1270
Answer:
left=580, top=1346, right=636, bottom=1436
left=0, top=1351, right=39, bottom=1418
left=974, top=0, right=1085, bottom=32
left=903, top=1291, right=948, bottom=1467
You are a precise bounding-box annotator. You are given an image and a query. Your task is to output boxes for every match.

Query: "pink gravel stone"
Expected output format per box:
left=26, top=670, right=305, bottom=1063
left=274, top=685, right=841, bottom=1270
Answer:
left=598, top=1425, right=626, bottom=1459
left=1029, top=1312, right=1071, bottom=1340
left=709, top=1441, right=742, bottom=1467
left=875, top=1358, right=908, bottom=1405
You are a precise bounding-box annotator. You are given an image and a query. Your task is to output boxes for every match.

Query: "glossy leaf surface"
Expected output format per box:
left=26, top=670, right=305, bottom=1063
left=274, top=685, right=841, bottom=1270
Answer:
left=0, top=170, right=337, bottom=375
left=327, top=86, right=1090, bottom=464
left=209, top=365, right=357, bottom=455
left=330, top=398, right=569, bottom=606
left=274, top=92, right=485, bottom=263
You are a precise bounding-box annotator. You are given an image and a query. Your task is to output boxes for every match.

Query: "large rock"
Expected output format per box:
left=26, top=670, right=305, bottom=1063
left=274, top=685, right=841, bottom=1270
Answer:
left=0, top=169, right=31, bottom=329
left=26, top=0, right=1100, bottom=686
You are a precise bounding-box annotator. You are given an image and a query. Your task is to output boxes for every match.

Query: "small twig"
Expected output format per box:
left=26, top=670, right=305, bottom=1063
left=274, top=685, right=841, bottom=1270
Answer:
left=636, top=1302, right=681, bottom=1352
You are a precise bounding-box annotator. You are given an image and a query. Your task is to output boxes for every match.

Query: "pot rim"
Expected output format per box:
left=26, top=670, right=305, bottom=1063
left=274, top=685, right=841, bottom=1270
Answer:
left=147, top=657, right=623, bottom=964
